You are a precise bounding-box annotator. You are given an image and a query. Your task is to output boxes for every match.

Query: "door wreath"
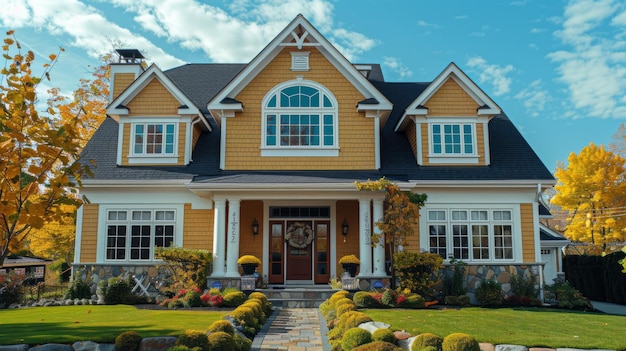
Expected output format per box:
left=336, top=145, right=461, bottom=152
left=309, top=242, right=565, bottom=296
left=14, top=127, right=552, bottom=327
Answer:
left=285, top=222, right=314, bottom=248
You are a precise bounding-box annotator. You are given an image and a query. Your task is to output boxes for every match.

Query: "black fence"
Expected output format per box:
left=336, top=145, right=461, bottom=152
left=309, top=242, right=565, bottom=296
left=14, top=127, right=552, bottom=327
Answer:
left=563, top=251, right=626, bottom=305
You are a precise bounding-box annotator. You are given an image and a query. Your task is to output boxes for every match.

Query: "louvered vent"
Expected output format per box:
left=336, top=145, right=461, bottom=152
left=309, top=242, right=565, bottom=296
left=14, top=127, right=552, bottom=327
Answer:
left=291, top=52, right=310, bottom=71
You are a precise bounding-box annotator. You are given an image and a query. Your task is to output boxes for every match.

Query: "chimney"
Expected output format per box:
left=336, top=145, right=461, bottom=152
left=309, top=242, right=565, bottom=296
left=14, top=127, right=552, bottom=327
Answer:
left=109, top=49, right=145, bottom=103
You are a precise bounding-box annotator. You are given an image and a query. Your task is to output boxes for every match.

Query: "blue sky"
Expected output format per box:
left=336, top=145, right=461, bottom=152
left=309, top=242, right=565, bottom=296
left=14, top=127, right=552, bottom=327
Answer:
left=2, top=0, right=626, bottom=173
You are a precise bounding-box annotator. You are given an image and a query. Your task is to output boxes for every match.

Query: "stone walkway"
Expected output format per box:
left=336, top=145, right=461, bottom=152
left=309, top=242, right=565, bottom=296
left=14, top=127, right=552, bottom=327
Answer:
left=251, top=308, right=330, bottom=351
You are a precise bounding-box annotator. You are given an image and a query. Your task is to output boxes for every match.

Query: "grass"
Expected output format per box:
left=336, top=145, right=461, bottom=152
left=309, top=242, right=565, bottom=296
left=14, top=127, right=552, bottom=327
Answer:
left=0, top=305, right=230, bottom=345
left=364, top=307, right=626, bottom=350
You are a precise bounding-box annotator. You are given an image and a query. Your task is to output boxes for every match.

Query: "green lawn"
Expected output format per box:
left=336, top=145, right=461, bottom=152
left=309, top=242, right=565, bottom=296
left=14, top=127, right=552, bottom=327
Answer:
left=0, top=305, right=230, bottom=345
left=365, top=307, right=626, bottom=350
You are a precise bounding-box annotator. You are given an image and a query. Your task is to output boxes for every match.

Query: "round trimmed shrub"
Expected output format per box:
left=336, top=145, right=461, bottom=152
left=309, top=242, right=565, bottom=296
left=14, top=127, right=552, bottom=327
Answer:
left=231, top=305, right=258, bottom=332
left=241, top=301, right=264, bottom=323
left=223, top=291, right=247, bottom=307
left=353, top=291, right=378, bottom=308
left=421, top=346, right=440, bottom=351
left=404, top=293, right=426, bottom=309
left=183, top=290, right=202, bottom=308
left=329, top=290, right=350, bottom=306
left=115, top=331, right=142, bottom=351
left=352, top=341, right=404, bottom=351
left=175, top=330, right=209, bottom=351
left=372, top=328, right=397, bottom=344
left=207, top=331, right=235, bottom=351
left=475, top=279, right=504, bottom=307
left=248, top=291, right=268, bottom=304
left=341, top=327, right=372, bottom=351
left=336, top=302, right=356, bottom=317
left=335, top=297, right=355, bottom=309
left=412, top=332, right=442, bottom=351
left=165, top=346, right=194, bottom=351
left=208, top=320, right=235, bottom=335
left=233, top=333, right=252, bottom=351
left=344, top=311, right=373, bottom=330
left=442, top=333, right=480, bottom=351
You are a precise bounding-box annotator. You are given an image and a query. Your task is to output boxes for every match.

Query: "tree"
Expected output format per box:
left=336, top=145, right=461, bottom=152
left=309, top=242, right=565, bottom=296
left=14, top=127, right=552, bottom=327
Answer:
left=0, top=31, right=88, bottom=266
left=551, top=143, right=626, bottom=245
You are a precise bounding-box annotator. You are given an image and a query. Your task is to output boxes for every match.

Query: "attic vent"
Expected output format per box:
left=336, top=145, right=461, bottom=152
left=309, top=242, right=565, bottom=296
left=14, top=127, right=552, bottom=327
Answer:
left=354, top=65, right=372, bottom=79
left=291, top=52, right=310, bottom=71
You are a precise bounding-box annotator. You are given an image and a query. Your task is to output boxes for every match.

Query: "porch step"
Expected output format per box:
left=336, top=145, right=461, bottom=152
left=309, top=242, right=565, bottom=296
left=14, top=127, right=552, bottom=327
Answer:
left=257, top=286, right=337, bottom=308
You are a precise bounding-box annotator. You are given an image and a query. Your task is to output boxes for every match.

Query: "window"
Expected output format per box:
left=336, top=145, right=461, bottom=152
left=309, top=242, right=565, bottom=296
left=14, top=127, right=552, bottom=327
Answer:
left=106, top=209, right=176, bottom=261
left=431, top=123, right=474, bottom=155
left=427, top=208, right=514, bottom=261
left=133, top=123, right=176, bottom=155
left=262, top=81, right=338, bottom=156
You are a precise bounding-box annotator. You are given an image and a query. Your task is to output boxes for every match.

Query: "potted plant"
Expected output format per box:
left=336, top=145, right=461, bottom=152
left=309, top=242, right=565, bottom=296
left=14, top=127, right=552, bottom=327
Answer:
left=238, top=255, right=261, bottom=275
left=339, top=254, right=360, bottom=277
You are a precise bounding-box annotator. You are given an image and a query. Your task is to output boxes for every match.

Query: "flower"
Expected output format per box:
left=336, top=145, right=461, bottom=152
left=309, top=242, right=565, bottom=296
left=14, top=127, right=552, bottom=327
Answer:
left=339, top=254, right=360, bottom=265
left=237, top=254, right=261, bottom=265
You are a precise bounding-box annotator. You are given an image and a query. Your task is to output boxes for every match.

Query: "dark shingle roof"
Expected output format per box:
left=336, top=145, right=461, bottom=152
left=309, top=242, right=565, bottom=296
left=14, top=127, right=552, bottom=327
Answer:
left=80, top=63, right=554, bottom=183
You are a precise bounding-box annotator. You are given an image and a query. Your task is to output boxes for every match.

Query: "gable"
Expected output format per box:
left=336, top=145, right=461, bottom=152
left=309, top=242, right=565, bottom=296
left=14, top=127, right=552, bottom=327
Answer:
left=424, top=78, right=480, bottom=116
left=127, top=79, right=182, bottom=116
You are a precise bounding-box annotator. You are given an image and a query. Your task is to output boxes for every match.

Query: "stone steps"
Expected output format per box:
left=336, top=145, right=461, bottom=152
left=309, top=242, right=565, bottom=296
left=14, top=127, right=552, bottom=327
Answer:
left=257, top=286, right=337, bottom=308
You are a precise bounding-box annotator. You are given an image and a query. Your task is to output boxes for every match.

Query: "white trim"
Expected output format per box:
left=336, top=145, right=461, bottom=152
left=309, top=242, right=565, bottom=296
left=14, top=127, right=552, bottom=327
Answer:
left=374, top=117, right=380, bottom=169
left=96, top=204, right=184, bottom=263
left=74, top=205, right=84, bottom=264
left=416, top=120, right=423, bottom=165
left=427, top=121, right=478, bottom=161
left=123, top=118, right=183, bottom=165
left=220, top=117, right=227, bottom=170
left=427, top=155, right=480, bottom=164
left=261, top=148, right=339, bottom=157
left=483, top=120, right=491, bottom=165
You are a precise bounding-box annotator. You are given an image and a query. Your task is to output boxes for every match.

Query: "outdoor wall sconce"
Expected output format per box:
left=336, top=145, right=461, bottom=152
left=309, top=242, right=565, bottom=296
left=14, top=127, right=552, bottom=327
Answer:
left=342, top=218, right=349, bottom=242
left=252, top=218, right=259, bottom=236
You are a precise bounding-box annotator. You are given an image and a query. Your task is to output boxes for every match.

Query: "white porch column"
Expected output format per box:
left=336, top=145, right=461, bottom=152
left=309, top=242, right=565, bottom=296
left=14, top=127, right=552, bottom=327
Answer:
left=372, top=198, right=386, bottom=277
left=211, top=199, right=226, bottom=277
left=358, top=198, right=373, bottom=276
left=225, top=199, right=241, bottom=277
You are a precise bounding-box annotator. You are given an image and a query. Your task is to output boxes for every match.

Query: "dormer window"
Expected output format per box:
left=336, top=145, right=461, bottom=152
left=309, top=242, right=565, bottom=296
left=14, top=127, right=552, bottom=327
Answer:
left=261, top=81, right=339, bottom=157
left=427, top=119, right=480, bottom=164
left=125, top=118, right=180, bottom=164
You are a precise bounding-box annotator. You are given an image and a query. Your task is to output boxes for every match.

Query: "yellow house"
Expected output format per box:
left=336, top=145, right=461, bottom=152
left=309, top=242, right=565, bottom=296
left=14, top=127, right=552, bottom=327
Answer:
left=74, top=15, right=556, bottom=290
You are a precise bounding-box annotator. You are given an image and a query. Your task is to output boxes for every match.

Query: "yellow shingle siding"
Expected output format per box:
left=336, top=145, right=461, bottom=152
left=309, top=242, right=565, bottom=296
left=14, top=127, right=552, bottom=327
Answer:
left=121, top=123, right=131, bottom=166
left=520, top=203, right=536, bottom=262
left=192, top=123, right=202, bottom=149
left=177, top=123, right=186, bottom=165
left=112, top=73, right=135, bottom=101
left=127, top=79, right=180, bottom=116
left=183, top=204, right=214, bottom=250
left=79, top=204, right=99, bottom=263
left=224, top=48, right=376, bottom=170
left=424, top=78, right=479, bottom=116
left=405, top=122, right=417, bottom=160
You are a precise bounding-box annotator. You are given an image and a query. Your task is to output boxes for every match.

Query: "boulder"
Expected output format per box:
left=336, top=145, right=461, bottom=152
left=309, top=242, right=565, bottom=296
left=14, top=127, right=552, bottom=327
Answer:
left=0, top=344, right=29, bottom=351
left=28, top=344, right=73, bottom=351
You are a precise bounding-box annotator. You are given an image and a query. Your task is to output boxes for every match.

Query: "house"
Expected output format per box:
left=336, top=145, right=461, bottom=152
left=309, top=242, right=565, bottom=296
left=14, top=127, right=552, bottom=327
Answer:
left=73, top=15, right=556, bottom=292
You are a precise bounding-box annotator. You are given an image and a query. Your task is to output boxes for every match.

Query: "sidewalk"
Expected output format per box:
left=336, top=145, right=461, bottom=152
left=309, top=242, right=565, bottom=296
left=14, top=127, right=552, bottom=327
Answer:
left=251, top=308, right=330, bottom=351
left=590, top=300, right=626, bottom=315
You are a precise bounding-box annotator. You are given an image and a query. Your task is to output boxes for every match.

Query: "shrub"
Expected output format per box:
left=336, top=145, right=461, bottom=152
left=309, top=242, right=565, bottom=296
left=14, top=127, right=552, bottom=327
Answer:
left=393, top=251, right=443, bottom=299
left=231, top=306, right=258, bottom=334
left=328, top=290, right=350, bottom=307
left=352, top=341, right=403, bottom=351
left=372, top=328, right=397, bottom=344
left=353, top=291, right=379, bottom=308
left=341, top=327, right=372, bottom=351
left=509, top=273, right=539, bottom=300
left=175, top=330, right=209, bottom=351
left=412, top=332, right=442, bottom=351
left=544, top=279, right=594, bottom=311
left=208, top=331, right=235, bottom=351
left=155, top=247, right=212, bottom=296
left=208, top=320, right=235, bottom=335
left=102, top=276, right=137, bottom=305
left=334, top=297, right=354, bottom=309
left=223, top=291, right=247, bottom=307
left=403, top=293, right=426, bottom=309
left=0, top=272, right=23, bottom=306
left=66, top=278, right=92, bottom=300
left=115, top=331, right=142, bottom=351
left=381, top=289, right=397, bottom=307
left=444, top=295, right=470, bottom=306
left=474, top=278, right=503, bottom=307
left=233, top=333, right=252, bottom=351
left=336, top=302, right=356, bottom=317
left=183, top=289, right=202, bottom=308
left=442, top=259, right=467, bottom=298
left=165, top=346, right=197, bottom=351
left=442, top=333, right=479, bottom=351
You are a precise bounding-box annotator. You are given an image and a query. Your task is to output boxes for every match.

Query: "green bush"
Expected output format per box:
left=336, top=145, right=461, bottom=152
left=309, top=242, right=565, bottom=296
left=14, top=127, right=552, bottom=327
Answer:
left=328, top=290, right=350, bottom=307
left=233, top=333, right=252, bottom=351
left=247, top=292, right=272, bottom=315
left=208, top=331, right=235, bottom=351
left=381, top=289, right=396, bottom=307
left=155, top=247, right=212, bottom=297
left=372, top=328, right=397, bottom=344
left=393, top=251, right=443, bottom=299
left=208, top=320, right=235, bottom=335
left=353, top=291, right=379, bottom=308
left=510, top=273, right=539, bottom=299
left=175, top=330, right=209, bottom=351
left=474, top=278, right=503, bottom=307
left=442, top=259, right=467, bottom=297
left=352, top=341, right=403, bottom=351
left=165, top=346, right=198, bottom=351
left=341, top=327, right=372, bottom=351
left=183, top=290, right=202, bottom=308
left=241, top=301, right=265, bottom=324
left=404, top=293, right=426, bottom=309
left=115, top=331, right=142, bottom=351
left=336, top=302, right=356, bottom=317
left=66, top=278, right=92, bottom=300
left=442, top=333, right=479, bottom=351
left=544, top=279, right=594, bottom=311
left=412, top=332, right=442, bottom=351
left=102, top=276, right=138, bottom=305
left=421, top=346, right=439, bottom=351
left=231, top=306, right=258, bottom=334
left=223, top=291, right=247, bottom=307
left=0, top=272, right=24, bottom=306
left=444, top=295, right=470, bottom=306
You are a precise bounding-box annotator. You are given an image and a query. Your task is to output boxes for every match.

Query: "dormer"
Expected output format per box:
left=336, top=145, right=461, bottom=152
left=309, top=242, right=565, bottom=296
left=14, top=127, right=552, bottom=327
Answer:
left=107, top=61, right=209, bottom=167
left=395, top=63, right=501, bottom=166
left=109, top=49, right=145, bottom=103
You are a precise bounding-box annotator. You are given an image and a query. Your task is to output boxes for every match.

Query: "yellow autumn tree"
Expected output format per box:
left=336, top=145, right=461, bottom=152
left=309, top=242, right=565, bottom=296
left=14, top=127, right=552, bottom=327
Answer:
left=0, top=31, right=89, bottom=266
left=552, top=143, right=626, bottom=245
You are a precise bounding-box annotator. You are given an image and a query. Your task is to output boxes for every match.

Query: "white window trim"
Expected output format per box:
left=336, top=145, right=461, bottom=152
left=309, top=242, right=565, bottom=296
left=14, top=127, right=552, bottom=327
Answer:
left=122, top=117, right=183, bottom=165
left=260, top=80, right=339, bottom=157
left=421, top=205, right=522, bottom=263
left=97, top=204, right=184, bottom=263
left=425, top=117, right=487, bottom=165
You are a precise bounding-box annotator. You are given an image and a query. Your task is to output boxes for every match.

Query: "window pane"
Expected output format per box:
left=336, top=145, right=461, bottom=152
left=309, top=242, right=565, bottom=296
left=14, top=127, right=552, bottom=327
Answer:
left=429, top=225, right=447, bottom=257
left=323, top=95, right=332, bottom=107
left=267, top=95, right=276, bottom=108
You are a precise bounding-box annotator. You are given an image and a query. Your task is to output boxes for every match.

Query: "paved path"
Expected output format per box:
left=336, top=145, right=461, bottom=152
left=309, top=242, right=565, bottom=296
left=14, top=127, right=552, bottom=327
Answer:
left=252, top=308, right=330, bottom=351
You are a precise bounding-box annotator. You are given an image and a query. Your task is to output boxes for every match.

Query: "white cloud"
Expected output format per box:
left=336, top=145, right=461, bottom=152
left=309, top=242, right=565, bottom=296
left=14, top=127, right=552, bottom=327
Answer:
left=466, top=56, right=514, bottom=96
left=548, top=0, right=626, bottom=119
left=383, top=57, right=413, bottom=79
left=515, top=80, right=550, bottom=117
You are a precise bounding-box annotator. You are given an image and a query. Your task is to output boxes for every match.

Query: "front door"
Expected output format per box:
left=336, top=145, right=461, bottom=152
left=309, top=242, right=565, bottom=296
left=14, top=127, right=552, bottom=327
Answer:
left=285, top=221, right=314, bottom=280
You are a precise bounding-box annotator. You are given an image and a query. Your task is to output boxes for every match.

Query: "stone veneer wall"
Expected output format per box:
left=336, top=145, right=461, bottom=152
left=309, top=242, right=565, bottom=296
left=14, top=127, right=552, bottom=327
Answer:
left=439, top=263, right=544, bottom=304
left=72, top=264, right=171, bottom=297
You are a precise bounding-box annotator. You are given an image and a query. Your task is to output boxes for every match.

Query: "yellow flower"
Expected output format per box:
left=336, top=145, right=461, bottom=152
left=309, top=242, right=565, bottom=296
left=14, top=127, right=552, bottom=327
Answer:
left=237, top=255, right=261, bottom=265
left=339, top=254, right=360, bottom=265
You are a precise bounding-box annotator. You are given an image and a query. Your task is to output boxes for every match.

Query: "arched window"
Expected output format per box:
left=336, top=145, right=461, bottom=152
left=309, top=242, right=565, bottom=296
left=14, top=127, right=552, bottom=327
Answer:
left=262, top=81, right=338, bottom=156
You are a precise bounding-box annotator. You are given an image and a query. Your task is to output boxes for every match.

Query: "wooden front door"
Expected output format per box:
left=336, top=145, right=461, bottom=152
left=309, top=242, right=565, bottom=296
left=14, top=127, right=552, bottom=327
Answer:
left=285, top=221, right=313, bottom=281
